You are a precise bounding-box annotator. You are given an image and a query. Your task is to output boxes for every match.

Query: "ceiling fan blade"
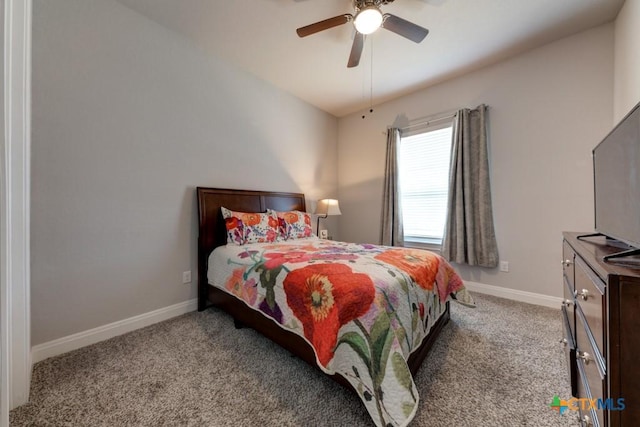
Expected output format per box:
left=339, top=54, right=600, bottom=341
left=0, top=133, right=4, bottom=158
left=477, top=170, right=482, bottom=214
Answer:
left=382, top=14, right=429, bottom=43
left=296, top=14, right=352, bottom=38
left=347, top=32, right=365, bottom=68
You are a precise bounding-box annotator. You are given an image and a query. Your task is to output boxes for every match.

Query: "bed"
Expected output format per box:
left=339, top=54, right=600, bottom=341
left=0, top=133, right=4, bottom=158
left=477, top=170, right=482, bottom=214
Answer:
left=197, top=187, right=472, bottom=426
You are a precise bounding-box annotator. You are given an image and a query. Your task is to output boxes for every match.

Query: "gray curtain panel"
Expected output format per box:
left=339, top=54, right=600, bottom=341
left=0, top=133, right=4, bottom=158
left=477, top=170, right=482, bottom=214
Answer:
left=380, top=128, right=404, bottom=246
left=442, top=105, right=499, bottom=267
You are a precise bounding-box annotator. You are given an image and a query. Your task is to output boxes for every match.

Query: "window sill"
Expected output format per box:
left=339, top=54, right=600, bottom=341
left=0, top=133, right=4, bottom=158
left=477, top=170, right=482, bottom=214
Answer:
left=403, top=240, right=442, bottom=253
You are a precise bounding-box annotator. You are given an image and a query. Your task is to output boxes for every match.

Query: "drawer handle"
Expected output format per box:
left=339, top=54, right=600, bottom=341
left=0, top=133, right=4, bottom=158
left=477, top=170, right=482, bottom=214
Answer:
left=559, top=338, right=568, bottom=347
left=576, top=289, right=590, bottom=301
left=562, top=299, right=573, bottom=307
left=577, top=350, right=591, bottom=365
left=579, top=413, right=592, bottom=426
left=561, top=259, right=574, bottom=267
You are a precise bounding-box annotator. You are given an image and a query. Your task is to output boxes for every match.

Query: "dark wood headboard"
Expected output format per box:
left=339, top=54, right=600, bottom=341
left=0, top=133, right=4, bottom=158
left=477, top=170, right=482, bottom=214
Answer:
left=196, top=187, right=306, bottom=311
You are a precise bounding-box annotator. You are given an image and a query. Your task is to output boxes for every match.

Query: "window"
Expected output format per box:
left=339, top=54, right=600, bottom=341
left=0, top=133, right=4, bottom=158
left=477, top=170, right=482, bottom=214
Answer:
left=398, top=121, right=454, bottom=247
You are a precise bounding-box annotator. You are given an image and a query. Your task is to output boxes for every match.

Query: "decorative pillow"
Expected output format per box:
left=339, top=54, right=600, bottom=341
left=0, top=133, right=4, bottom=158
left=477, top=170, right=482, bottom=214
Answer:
left=270, top=209, right=313, bottom=240
left=221, top=207, right=279, bottom=245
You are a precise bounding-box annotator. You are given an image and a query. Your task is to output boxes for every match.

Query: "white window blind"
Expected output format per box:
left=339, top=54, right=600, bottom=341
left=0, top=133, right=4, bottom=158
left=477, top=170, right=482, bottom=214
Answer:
left=399, top=123, right=454, bottom=246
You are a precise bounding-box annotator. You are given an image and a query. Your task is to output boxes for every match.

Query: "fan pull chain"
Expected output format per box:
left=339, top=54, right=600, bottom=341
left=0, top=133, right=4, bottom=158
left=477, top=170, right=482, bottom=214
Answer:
left=369, top=35, right=374, bottom=114
left=361, top=41, right=366, bottom=119
left=362, top=36, right=374, bottom=119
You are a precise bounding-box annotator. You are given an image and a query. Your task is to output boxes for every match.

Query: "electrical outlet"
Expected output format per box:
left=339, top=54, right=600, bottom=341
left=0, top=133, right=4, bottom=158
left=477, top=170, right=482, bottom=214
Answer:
left=319, top=229, right=328, bottom=239
left=182, top=270, right=192, bottom=284
left=499, top=261, right=509, bottom=272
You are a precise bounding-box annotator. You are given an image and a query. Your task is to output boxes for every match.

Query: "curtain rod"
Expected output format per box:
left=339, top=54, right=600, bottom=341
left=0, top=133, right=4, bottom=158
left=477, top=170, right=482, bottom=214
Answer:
left=399, top=113, right=456, bottom=131
left=382, top=105, right=488, bottom=135
left=383, top=108, right=459, bottom=135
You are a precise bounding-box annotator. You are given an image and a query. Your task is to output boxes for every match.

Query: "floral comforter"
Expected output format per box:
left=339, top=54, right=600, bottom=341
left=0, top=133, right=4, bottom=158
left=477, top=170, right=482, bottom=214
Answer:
left=208, top=237, right=474, bottom=427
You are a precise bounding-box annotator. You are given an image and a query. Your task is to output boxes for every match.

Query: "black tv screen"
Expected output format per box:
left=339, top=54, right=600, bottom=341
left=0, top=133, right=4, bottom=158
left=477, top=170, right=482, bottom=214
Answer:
left=593, top=101, right=640, bottom=249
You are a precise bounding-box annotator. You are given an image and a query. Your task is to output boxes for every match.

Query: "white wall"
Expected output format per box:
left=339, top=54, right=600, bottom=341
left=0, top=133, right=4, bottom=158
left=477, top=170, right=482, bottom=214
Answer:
left=337, top=25, right=614, bottom=298
left=614, top=0, right=640, bottom=122
left=31, top=0, right=338, bottom=345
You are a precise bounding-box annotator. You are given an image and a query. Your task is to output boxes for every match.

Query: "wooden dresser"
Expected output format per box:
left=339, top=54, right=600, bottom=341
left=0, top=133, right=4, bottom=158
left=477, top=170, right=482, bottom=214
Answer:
left=561, top=232, right=640, bottom=426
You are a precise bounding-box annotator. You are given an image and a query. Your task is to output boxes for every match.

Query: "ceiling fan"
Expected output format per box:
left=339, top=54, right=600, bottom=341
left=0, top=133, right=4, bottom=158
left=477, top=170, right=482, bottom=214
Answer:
left=296, top=0, right=429, bottom=68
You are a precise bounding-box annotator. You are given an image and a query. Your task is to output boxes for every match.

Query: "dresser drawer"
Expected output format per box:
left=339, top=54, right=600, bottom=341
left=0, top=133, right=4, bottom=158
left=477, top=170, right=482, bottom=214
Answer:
left=574, top=257, right=605, bottom=356
left=561, top=305, right=577, bottom=396
left=576, top=360, right=603, bottom=427
left=563, top=275, right=575, bottom=333
left=563, top=241, right=575, bottom=289
left=576, top=305, right=606, bottom=381
left=576, top=307, right=605, bottom=427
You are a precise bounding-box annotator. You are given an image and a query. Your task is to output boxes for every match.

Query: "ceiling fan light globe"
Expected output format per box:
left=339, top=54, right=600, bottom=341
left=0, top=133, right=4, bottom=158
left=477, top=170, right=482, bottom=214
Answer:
left=354, top=7, right=383, bottom=35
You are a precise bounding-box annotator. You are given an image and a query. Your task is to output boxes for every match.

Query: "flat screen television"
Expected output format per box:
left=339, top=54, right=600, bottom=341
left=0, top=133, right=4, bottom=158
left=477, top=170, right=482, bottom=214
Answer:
left=592, top=101, right=640, bottom=261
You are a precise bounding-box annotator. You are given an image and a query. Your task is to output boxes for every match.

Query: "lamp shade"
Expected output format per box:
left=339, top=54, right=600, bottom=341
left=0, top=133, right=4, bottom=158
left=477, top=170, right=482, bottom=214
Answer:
left=315, top=199, right=342, bottom=216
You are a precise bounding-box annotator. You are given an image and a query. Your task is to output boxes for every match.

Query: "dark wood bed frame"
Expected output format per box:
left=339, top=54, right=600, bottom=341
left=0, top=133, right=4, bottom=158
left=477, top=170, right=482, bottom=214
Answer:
left=196, top=187, right=450, bottom=390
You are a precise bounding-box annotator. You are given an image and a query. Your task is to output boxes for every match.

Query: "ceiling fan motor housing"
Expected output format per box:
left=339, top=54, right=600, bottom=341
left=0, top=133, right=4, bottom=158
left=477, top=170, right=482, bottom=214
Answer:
left=354, top=0, right=395, bottom=12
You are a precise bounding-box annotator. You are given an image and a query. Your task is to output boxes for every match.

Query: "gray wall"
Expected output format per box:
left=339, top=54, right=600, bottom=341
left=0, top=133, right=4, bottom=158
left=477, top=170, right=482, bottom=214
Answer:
left=614, top=0, right=640, bottom=122
left=31, top=0, right=338, bottom=345
left=337, top=24, right=614, bottom=299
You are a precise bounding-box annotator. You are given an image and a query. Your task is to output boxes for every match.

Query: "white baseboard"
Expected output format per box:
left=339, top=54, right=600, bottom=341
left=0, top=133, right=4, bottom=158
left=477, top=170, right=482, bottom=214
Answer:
left=31, top=299, right=198, bottom=364
left=464, top=281, right=562, bottom=309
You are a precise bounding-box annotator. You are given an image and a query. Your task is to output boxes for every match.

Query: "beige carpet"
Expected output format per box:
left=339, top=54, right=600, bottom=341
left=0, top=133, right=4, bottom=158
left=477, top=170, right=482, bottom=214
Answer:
left=11, top=293, right=574, bottom=426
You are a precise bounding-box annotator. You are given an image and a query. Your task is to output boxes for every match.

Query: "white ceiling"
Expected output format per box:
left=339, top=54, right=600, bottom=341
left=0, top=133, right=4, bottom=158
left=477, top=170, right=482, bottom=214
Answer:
left=114, top=0, right=624, bottom=117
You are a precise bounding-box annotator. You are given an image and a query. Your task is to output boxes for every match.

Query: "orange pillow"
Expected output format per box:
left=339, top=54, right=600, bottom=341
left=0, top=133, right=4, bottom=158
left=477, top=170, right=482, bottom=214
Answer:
left=269, top=209, right=313, bottom=240
left=221, top=207, right=279, bottom=245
